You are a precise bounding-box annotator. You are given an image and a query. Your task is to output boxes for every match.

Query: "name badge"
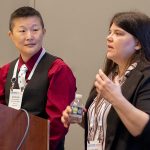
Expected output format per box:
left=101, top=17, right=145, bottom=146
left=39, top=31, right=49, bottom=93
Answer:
left=87, top=141, right=102, bottom=150
left=8, top=89, right=23, bottom=110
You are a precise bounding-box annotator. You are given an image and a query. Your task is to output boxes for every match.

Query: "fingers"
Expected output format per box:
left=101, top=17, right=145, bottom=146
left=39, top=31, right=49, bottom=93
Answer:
left=98, top=69, right=109, bottom=81
left=114, top=76, right=120, bottom=85
left=95, top=81, right=102, bottom=93
left=61, top=106, right=72, bottom=128
left=95, top=69, right=105, bottom=93
left=98, top=69, right=105, bottom=78
left=95, top=69, right=112, bottom=93
left=95, top=73, right=103, bottom=84
left=95, top=69, right=112, bottom=84
left=98, top=69, right=118, bottom=85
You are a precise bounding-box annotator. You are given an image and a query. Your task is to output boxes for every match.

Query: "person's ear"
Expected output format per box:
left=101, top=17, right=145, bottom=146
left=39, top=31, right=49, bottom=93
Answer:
left=43, top=28, right=46, bottom=35
left=8, top=31, right=13, bottom=39
left=135, top=40, right=141, bottom=51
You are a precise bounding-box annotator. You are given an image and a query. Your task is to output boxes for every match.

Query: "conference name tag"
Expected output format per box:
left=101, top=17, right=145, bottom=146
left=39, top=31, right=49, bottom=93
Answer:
left=8, top=89, right=23, bottom=110
left=87, top=141, right=102, bottom=150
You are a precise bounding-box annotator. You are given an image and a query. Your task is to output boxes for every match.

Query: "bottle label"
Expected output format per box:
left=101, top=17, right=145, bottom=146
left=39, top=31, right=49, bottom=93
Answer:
left=70, top=106, right=83, bottom=123
left=71, top=106, right=83, bottom=115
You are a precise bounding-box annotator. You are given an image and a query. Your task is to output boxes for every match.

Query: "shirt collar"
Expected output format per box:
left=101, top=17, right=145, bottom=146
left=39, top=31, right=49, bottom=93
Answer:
left=18, top=48, right=43, bottom=72
left=114, top=62, right=137, bottom=84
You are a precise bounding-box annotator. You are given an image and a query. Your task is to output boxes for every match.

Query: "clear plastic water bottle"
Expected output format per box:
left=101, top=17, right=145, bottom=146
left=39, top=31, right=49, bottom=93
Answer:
left=69, top=93, right=83, bottom=123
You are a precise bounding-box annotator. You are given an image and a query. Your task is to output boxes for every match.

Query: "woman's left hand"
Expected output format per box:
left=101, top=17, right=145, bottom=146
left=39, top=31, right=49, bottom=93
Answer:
left=95, top=69, right=123, bottom=104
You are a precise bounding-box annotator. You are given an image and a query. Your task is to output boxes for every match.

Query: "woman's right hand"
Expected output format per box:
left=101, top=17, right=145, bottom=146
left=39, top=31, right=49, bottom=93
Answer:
left=61, top=106, right=72, bottom=128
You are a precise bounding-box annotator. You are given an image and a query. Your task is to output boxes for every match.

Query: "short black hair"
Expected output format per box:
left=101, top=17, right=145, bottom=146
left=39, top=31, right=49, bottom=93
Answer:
left=9, top=6, right=44, bottom=31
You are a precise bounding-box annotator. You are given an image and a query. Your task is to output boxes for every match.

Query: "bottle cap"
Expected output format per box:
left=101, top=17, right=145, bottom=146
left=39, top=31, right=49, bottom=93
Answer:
left=75, top=93, right=82, bottom=99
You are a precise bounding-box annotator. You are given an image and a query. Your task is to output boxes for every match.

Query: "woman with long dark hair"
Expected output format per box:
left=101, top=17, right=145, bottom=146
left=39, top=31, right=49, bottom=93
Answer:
left=62, top=11, right=150, bottom=150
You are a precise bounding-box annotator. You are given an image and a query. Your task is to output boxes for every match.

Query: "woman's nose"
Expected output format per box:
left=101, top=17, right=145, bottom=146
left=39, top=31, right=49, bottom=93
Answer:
left=26, top=31, right=33, bottom=40
left=106, top=34, right=113, bottom=41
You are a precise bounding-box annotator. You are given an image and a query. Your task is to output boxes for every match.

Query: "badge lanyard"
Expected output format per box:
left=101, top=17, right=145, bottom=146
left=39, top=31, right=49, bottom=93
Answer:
left=8, top=48, right=46, bottom=110
left=87, top=98, right=106, bottom=150
left=89, top=100, right=106, bottom=141
left=12, top=48, right=46, bottom=86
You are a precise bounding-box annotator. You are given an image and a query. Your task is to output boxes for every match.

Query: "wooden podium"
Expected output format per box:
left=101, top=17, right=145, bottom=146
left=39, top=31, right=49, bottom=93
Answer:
left=0, top=104, right=49, bottom=150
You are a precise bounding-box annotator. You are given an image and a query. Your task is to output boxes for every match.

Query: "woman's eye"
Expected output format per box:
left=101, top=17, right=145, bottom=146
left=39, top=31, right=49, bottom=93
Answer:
left=19, top=30, right=25, bottom=32
left=33, top=29, right=39, bottom=31
left=115, top=31, right=124, bottom=36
